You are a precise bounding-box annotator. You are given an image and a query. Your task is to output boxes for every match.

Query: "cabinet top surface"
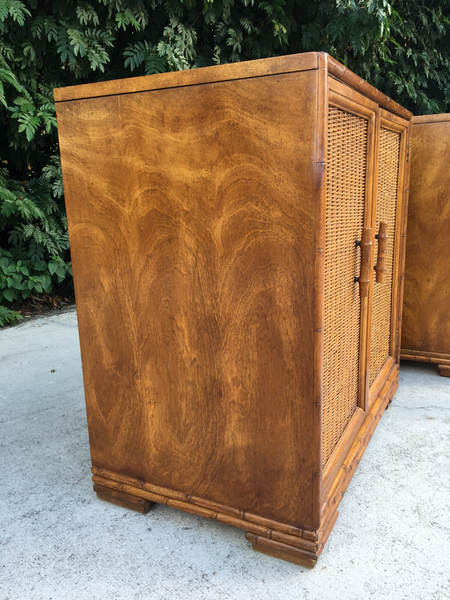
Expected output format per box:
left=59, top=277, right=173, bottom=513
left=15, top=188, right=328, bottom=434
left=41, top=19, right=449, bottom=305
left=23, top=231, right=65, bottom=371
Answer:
left=53, top=51, right=412, bottom=120
left=413, top=113, right=450, bottom=124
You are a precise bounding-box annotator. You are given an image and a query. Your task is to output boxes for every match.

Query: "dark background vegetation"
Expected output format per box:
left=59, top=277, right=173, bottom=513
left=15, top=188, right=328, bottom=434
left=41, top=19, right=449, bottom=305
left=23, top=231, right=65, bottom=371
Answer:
left=1, top=0, right=449, bottom=324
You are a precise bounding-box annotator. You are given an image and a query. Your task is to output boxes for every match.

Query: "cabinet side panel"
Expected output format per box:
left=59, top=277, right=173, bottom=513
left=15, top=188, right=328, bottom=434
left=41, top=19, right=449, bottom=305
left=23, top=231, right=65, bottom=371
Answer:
left=57, top=71, right=318, bottom=528
left=323, top=106, right=367, bottom=467
left=402, top=120, right=450, bottom=355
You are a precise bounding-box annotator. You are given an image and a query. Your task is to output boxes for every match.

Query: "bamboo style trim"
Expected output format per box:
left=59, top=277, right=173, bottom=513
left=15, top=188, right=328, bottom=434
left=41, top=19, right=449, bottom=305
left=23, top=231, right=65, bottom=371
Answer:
left=320, top=365, right=399, bottom=534
left=400, top=349, right=450, bottom=366
left=375, top=221, right=389, bottom=283
left=91, top=467, right=315, bottom=541
left=358, top=227, right=373, bottom=297
left=90, top=364, right=399, bottom=568
left=313, top=51, right=328, bottom=519
left=326, top=55, right=412, bottom=120
left=321, top=407, right=365, bottom=495
left=323, top=358, right=397, bottom=497
left=401, top=348, right=450, bottom=362
left=91, top=473, right=320, bottom=555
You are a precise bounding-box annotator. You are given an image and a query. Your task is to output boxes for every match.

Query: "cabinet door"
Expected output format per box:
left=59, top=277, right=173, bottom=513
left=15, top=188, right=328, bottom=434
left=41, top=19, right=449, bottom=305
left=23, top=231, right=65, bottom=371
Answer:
left=322, top=82, right=377, bottom=469
left=368, top=110, right=409, bottom=392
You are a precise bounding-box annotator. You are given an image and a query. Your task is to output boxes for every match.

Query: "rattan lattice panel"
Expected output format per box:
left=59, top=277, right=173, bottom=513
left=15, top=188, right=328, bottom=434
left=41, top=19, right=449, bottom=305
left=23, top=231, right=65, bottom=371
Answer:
left=369, top=127, right=401, bottom=386
left=323, top=106, right=368, bottom=467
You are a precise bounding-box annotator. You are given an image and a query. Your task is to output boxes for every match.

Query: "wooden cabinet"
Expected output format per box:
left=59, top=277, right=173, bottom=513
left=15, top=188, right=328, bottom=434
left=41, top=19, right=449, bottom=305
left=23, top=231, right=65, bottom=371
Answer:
left=401, top=114, right=450, bottom=377
left=54, top=52, right=411, bottom=568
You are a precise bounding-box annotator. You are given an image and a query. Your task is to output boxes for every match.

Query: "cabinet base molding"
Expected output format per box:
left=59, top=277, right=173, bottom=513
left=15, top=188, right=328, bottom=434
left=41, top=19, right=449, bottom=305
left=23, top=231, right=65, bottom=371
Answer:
left=89, top=366, right=398, bottom=568
left=401, top=349, right=450, bottom=377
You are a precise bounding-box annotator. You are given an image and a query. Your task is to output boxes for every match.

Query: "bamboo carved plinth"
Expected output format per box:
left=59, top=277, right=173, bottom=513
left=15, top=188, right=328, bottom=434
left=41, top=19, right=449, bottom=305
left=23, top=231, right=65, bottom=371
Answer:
left=90, top=364, right=399, bottom=569
left=400, top=349, right=450, bottom=378
left=55, top=52, right=411, bottom=568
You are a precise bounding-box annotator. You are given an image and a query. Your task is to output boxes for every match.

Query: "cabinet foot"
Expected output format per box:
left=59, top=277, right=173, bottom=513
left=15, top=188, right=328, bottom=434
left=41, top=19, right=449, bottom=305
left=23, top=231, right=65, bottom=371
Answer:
left=438, top=364, right=450, bottom=377
left=93, top=482, right=152, bottom=514
left=246, top=532, right=318, bottom=569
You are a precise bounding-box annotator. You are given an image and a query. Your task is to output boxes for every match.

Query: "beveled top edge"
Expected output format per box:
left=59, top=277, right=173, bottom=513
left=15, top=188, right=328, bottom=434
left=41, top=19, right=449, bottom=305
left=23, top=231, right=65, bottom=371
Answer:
left=53, top=52, right=319, bottom=102
left=413, top=113, right=450, bottom=124
left=325, top=54, right=412, bottom=120
left=54, top=51, right=412, bottom=120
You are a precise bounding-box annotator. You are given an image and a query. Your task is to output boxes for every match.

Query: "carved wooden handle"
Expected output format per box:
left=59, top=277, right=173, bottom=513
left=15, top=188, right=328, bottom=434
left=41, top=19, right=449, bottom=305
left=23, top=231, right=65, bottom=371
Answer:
left=355, top=227, right=372, bottom=298
left=375, top=221, right=389, bottom=283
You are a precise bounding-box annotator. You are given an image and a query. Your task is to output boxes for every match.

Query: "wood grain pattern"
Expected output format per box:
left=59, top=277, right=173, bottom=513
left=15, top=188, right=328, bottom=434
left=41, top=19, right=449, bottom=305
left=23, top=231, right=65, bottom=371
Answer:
left=54, top=51, right=413, bottom=120
left=57, top=70, right=318, bottom=528
left=401, top=116, right=450, bottom=358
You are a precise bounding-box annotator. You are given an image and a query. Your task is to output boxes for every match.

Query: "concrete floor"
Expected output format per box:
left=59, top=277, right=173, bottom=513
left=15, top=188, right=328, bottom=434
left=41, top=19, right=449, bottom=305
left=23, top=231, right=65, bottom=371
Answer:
left=0, top=309, right=449, bottom=600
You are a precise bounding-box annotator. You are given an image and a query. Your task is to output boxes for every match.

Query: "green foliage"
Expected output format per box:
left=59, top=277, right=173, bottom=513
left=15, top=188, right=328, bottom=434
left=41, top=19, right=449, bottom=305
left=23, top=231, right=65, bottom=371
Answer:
left=298, top=0, right=450, bottom=114
left=0, top=303, right=23, bottom=326
left=1, top=0, right=450, bottom=325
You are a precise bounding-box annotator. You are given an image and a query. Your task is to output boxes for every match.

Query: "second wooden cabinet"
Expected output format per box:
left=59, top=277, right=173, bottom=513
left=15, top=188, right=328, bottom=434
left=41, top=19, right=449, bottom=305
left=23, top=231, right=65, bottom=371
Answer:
left=55, top=52, right=411, bottom=568
left=401, top=114, right=450, bottom=376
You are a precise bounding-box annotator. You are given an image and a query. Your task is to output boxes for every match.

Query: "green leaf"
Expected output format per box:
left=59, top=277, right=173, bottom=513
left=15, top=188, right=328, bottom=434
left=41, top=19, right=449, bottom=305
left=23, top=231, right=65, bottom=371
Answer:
left=48, top=260, right=58, bottom=275
left=2, top=287, right=15, bottom=302
left=34, top=260, right=47, bottom=272
left=41, top=274, right=52, bottom=292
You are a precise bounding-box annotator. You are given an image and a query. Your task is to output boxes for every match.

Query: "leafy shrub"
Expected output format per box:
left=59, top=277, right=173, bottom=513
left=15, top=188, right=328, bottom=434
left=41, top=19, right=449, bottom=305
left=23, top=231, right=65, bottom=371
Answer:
left=1, top=1, right=450, bottom=325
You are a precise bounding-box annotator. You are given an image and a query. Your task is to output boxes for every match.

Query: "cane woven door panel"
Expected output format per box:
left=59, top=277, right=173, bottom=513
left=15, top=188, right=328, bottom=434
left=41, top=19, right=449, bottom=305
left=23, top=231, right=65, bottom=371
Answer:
left=369, top=127, right=401, bottom=387
left=322, top=106, right=368, bottom=467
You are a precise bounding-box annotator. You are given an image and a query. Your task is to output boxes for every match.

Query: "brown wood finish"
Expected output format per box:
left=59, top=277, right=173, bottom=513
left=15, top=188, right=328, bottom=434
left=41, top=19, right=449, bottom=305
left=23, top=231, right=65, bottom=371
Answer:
left=358, top=227, right=373, bottom=298
left=54, top=52, right=320, bottom=102
left=55, top=52, right=411, bottom=568
left=326, top=55, right=412, bottom=120
left=438, top=364, right=450, bottom=377
left=400, top=352, right=450, bottom=377
left=312, top=52, right=328, bottom=529
left=383, top=111, right=410, bottom=367
left=375, top=221, right=388, bottom=282
left=401, top=114, right=450, bottom=376
left=93, top=483, right=152, bottom=513
left=57, top=70, right=319, bottom=529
